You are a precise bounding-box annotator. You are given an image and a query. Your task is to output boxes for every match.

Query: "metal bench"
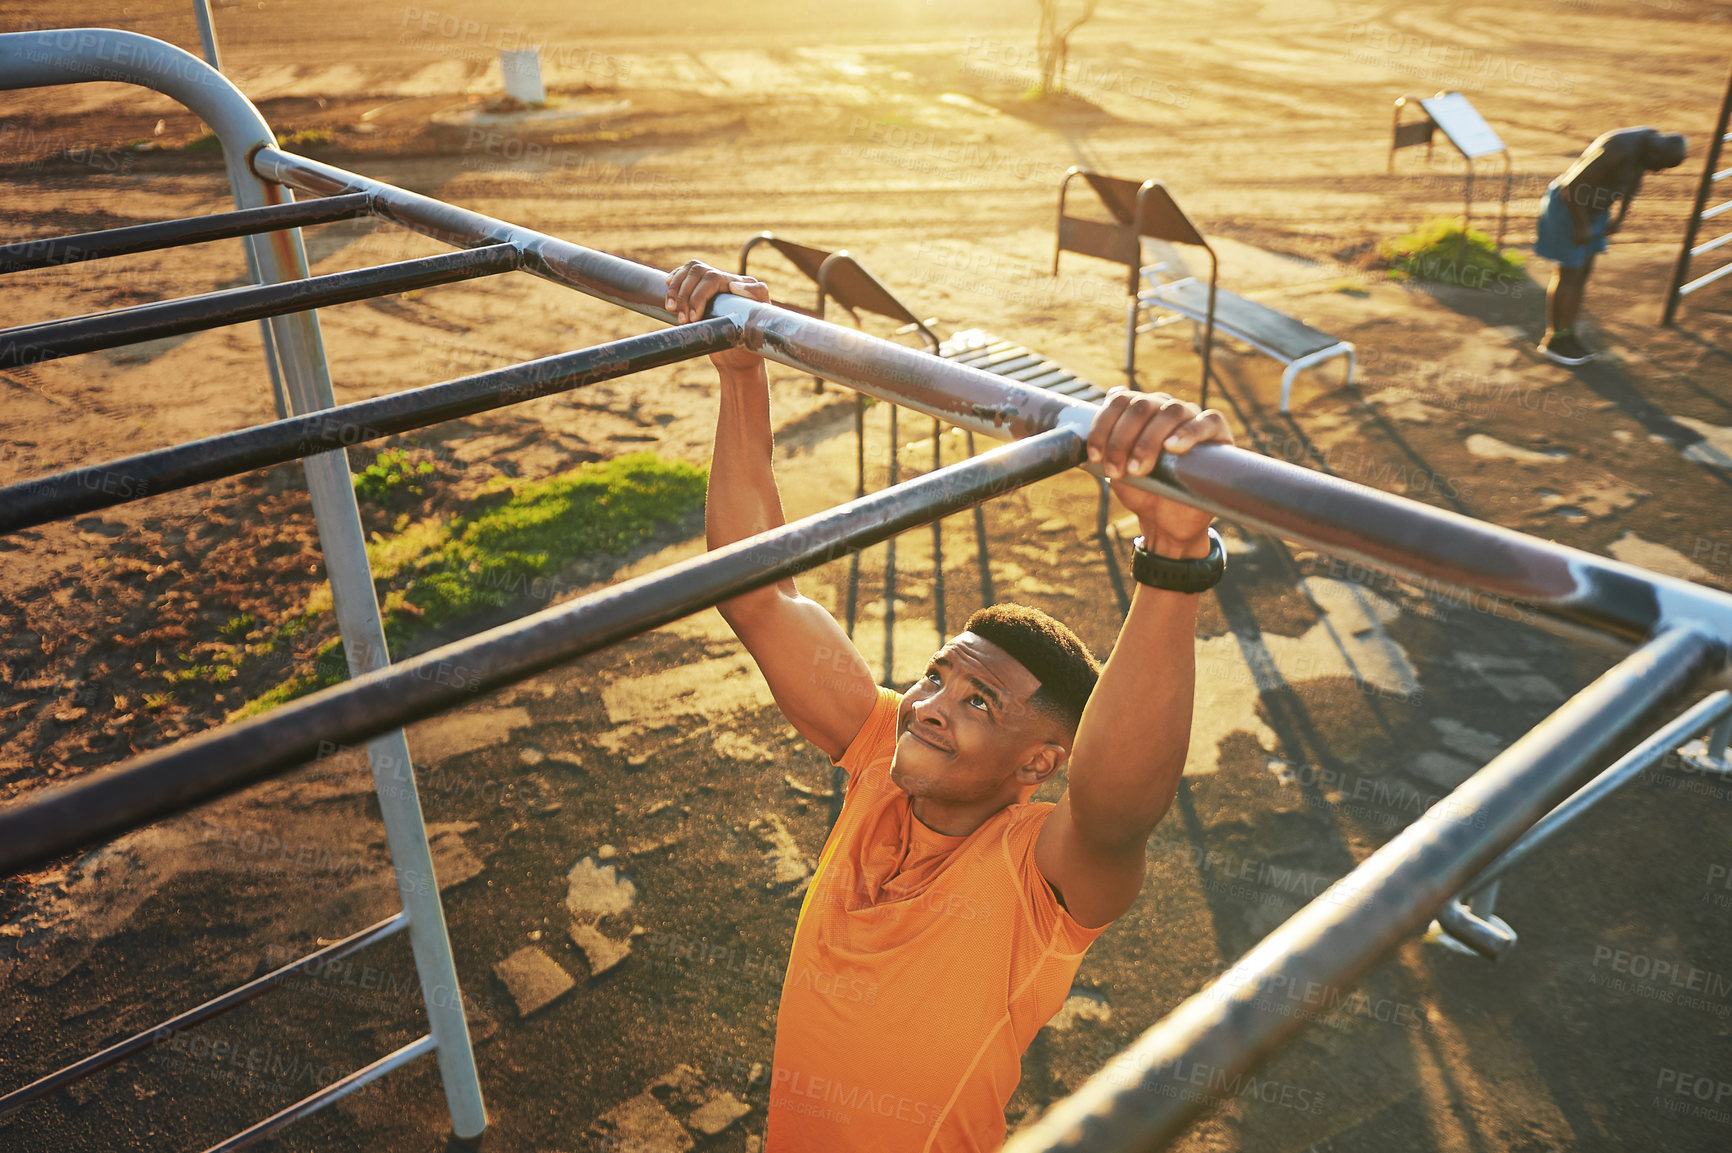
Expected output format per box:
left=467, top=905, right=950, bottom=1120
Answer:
left=1137, top=270, right=1357, bottom=414
left=1053, top=166, right=1355, bottom=412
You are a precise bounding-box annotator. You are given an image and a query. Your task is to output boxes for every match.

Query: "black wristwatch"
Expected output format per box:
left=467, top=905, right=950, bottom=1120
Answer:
left=1130, top=527, right=1226, bottom=593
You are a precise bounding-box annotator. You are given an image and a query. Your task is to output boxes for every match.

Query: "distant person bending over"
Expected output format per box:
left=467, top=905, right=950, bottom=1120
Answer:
left=666, top=259, right=1232, bottom=1152
left=1536, top=126, right=1687, bottom=366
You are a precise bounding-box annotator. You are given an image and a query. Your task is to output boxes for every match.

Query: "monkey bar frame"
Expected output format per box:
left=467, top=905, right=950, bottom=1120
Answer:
left=4, top=27, right=1732, bottom=1153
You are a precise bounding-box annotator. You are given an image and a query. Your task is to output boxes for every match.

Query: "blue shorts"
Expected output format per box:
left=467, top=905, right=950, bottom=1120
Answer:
left=1534, top=184, right=1608, bottom=269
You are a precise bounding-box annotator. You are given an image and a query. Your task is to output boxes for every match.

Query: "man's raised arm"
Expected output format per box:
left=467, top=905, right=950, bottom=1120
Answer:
left=1035, top=391, right=1231, bottom=928
left=666, top=261, right=879, bottom=762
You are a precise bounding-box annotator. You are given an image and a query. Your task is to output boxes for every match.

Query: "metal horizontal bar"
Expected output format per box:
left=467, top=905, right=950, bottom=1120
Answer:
left=0, top=913, right=406, bottom=1118
left=1702, top=198, right=1732, bottom=222
left=0, top=430, right=1083, bottom=877
left=0, top=242, right=519, bottom=369
left=202, top=1034, right=436, bottom=1153
left=1007, top=625, right=1724, bottom=1153
left=1717, top=167, right=1732, bottom=183
left=251, top=147, right=1732, bottom=658
left=1680, top=257, right=1732, bottom=296
left=1461, top=690, right=1732, bottom=896
left=1438, top=689, right=1732, bottom=960
left=1691, top=229, right=1732, bottom=258
left=0, top=317, right=739, bottom=535
left=0, top=193, right=374, bottom=274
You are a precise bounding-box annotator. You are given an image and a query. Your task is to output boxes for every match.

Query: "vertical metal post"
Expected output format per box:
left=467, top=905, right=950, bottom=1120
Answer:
left=246, top=221, right=487, bottom=1138
left=191, top=0, right=222, bottom=69
left=930, top=417, right=946, bottom=640
left=1711, top=711, right=1732, bottom=763
left=1664, top=62, right=1732, bottom=326
left=190, top=0, right=290, bottom=419
left=883, top=402, right=898, bottom=685
left=966, top=430, right=994, bottom=606
left=845, top=394, right=865, bottom=636
left=0, top=31, right=484, bottom=1134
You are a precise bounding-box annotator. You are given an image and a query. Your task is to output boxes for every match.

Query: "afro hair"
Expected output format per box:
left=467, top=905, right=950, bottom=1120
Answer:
left=962, top=603, right=1101, bottom=733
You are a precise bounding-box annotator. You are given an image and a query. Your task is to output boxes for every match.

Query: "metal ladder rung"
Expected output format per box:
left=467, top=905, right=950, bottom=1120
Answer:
left=1681, top=258, right=1732, bottom=296
left=1692, top=230, right=1732, bottom=258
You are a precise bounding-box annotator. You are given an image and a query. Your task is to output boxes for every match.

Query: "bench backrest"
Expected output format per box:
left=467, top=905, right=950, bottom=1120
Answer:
left=1054, top=168, right=1212, bottom=293
left=1388, top=95, right=1437, bottom=172
left=738, top=232, right=937, bottom=350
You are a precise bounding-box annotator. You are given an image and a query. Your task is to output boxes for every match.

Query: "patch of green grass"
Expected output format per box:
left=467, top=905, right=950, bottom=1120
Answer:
left=1378, top=218, right=1526, bottom=291
left=383, top=452, right=706, bottom=647
left=232, top=453, right=706, bottom=717
left=354, top=448, right=436, bottom=506
left=276, top=128, right=336, bottom=149
left=183, top=131, right=222, bottom=153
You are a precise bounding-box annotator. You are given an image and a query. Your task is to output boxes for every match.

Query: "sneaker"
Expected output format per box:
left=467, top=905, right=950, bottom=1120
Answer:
left=1538, top=332, right=1595, bottom=366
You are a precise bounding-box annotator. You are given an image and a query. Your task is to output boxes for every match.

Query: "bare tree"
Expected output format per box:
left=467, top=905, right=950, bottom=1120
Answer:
left=1036, top=0, right=1100, bottom=97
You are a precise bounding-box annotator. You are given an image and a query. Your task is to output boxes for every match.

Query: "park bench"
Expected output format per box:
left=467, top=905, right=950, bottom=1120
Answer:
left=1053, top=167, right=1355, bottom=412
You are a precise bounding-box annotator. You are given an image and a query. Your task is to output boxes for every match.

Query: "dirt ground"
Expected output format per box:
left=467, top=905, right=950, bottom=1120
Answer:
left=3, top=1, right=1732, bottom=1150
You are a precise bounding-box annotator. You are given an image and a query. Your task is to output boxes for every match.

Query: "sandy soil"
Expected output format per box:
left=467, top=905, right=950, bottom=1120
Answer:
left=3, top=0, right=1732, bottom=1150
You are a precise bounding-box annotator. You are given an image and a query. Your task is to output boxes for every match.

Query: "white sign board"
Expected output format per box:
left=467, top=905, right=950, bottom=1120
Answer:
left=1420, top=93, right=1504, bottom=159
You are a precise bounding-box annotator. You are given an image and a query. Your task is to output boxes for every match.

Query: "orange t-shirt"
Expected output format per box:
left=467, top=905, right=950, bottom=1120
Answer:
left=766, top=688, right=1111, bottom=1153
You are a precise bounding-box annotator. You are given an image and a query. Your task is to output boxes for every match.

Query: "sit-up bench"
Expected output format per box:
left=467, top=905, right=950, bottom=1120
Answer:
left=1137, top=272, right=1357, bottom=414
left=1053, top=167, right=1355, bottom=412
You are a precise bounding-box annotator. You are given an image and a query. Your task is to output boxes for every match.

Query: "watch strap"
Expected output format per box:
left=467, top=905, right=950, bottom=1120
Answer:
left=1130, top=527, right=1226, bottom=593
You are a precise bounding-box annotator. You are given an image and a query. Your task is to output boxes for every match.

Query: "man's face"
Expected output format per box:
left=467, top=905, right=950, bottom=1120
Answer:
left=890, top=632, right=1065, bottom=804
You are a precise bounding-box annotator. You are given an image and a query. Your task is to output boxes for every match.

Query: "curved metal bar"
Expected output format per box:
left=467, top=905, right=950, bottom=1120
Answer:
left=0, top=430, right=1086, bottom=878
left=0, top=913, right=407, bottom=1117
left=0, top=30, right=489, bottom=1138
left=1436, top=690, right=1732, bottom=961
left=0, top=318, right=739, bottom=534
left=1008, top=625, right=1725, bottom=1152
left=250, top=146, right=1732, bottom=658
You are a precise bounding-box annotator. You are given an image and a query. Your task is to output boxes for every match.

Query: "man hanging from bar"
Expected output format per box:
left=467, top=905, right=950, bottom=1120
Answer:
left=667, top=261, right=1233, bottom=1152
left=1535, top=126, right=1687, bottom=366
